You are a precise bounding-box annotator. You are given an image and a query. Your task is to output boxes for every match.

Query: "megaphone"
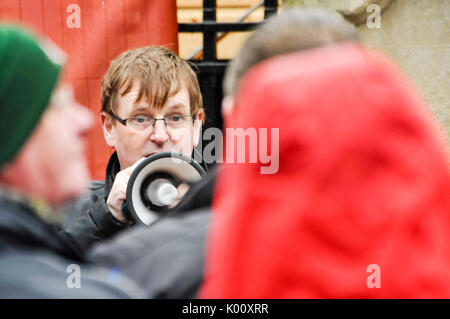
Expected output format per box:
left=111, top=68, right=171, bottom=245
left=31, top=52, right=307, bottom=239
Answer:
left=123, top=152, right=206, bottom=225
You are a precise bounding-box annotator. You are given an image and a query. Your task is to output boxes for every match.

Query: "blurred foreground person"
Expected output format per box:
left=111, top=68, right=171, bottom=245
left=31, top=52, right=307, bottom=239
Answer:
left=0, top=25, right=143, bottom=298
left=200, top=43, right=450, bottom=298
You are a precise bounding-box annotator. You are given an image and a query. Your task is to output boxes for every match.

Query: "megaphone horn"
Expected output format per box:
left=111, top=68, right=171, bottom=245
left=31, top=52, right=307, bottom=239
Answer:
left=123, top=152, right=206, bottom=225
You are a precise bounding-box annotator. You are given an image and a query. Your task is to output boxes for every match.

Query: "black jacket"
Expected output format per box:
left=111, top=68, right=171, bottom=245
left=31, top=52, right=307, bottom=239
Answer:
left=0, top=193, right=144, bottom=298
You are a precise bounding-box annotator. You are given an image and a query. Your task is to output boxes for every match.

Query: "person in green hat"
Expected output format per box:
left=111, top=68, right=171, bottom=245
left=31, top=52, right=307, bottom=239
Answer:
left=0, top=24, right=145, bottom=298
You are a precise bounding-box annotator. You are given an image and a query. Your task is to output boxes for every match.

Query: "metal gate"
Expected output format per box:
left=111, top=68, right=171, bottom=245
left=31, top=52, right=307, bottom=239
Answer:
left=179, top=0, right=279, bottom=132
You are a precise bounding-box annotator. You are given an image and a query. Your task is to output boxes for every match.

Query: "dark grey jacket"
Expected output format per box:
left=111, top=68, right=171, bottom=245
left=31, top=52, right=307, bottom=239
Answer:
left=0, top=194, right=144, bottom=298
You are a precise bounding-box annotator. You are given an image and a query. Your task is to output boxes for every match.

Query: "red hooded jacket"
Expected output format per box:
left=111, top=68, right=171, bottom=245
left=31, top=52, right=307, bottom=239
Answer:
left=200, top=44, right=450, bottom=298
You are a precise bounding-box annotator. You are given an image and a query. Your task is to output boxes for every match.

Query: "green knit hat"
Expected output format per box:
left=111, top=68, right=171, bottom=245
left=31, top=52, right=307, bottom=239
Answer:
left=0, top=25, right=63, bottom=168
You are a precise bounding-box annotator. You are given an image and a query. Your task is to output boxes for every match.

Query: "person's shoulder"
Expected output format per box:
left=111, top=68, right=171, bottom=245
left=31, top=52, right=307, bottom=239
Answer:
left=88, top=180, right=106, bottom=191
left=86, top=180, right=107, bottom=203
left=65, top=180, right=107, bottom=211
left=61, top=180, right=107, bottom=226
left=78, top=180, right=107, bottom=208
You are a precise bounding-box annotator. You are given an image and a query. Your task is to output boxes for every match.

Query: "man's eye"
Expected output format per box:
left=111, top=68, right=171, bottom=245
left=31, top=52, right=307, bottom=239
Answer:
left=135, top=116, right=150, bottom=124
left=169, top=115, right=182, bottom=122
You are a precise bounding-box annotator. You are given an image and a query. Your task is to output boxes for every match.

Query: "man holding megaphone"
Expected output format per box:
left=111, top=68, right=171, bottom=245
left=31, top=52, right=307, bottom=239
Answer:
left=64, top=46, right=205, bottom=251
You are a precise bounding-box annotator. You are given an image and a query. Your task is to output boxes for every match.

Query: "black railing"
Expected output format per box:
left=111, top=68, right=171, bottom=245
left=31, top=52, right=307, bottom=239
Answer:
left=179, top=0, right=278, bottom=133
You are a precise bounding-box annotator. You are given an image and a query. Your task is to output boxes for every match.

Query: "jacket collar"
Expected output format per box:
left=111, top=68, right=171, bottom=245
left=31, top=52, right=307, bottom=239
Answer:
left=104, top=152, right=121, bottom=196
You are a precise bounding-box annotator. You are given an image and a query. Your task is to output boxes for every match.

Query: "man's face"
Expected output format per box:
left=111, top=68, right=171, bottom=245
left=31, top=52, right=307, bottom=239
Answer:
left=102, top=83, right=203, bottom=170
left=1, top=84, right=94, bottom=206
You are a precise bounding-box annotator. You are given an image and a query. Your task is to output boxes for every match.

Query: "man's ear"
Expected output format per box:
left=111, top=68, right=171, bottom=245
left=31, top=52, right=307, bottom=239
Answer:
left=100, top=112, right=116, bottom=148
left=192, top=109, right=204, bottom=148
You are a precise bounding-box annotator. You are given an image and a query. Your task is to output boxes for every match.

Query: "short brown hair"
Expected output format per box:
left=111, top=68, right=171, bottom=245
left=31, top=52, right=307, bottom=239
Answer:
left=223, top=8, right=358, bottom=97
left=101, top=46, right=203, bottom=116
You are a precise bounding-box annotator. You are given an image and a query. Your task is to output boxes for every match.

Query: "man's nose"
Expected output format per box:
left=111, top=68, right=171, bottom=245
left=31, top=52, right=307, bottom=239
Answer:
left=150, top=119, right=169, bottom=145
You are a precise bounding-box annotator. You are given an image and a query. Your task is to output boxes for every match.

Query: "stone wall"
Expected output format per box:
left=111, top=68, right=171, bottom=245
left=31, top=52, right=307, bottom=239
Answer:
left=284, top=0, right=450, bottom=138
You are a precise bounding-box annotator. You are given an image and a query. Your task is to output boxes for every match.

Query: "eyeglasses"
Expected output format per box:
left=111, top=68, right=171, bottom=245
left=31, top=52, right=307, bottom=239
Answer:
left=108, top=111, right=196, bottom=131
